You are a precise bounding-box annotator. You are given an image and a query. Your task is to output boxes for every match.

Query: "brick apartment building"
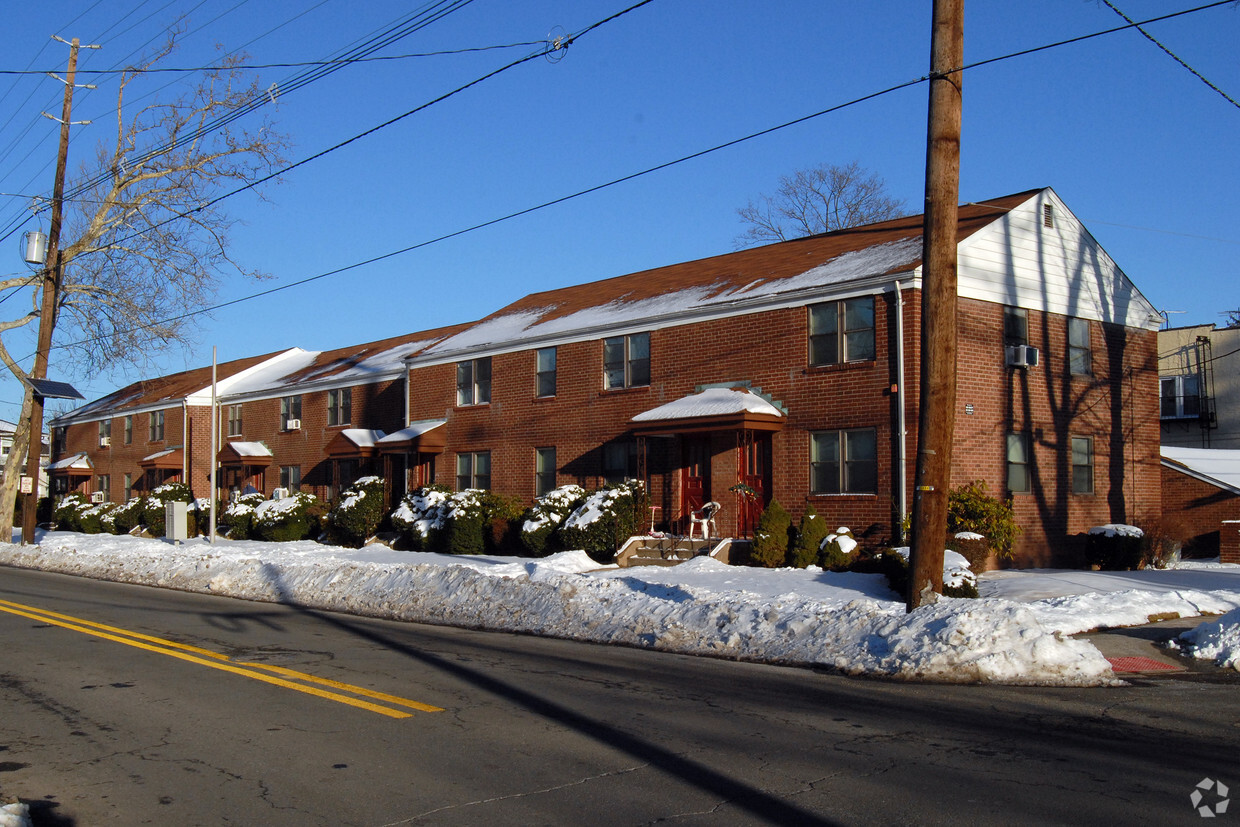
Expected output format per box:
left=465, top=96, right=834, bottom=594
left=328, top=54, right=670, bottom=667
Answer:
left=48, top=187, right=1162, bottom=564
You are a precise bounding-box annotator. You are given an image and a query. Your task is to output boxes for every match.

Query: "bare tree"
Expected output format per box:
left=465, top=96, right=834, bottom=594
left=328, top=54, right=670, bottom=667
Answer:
left=735, top=161, right=907, bottom=248
left=0, top=35, right=288, bottom=537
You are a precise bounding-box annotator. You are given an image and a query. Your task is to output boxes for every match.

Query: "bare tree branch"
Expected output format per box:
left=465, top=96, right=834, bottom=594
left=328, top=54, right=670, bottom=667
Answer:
left=735, top=161, right=907, bottom=249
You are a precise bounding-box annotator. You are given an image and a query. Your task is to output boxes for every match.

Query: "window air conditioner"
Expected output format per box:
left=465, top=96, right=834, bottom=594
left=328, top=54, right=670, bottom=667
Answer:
left=272, top=487, right=289, bottom=500
left=286, top=418, right=301, bottom=430
left=100, top=436, right=111, bottom=447
left=91, top=491, right=105, bottom=503
left=1005, top=345, right=1040, bottom=368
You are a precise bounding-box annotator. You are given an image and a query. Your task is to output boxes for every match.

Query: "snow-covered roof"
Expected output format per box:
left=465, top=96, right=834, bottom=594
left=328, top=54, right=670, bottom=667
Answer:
left=47, top=452, right=91, bottom=471
left=338, top=429, right=386, bottom=448
left=142, top=448, right=178, bottom=462
left=223, top=441, right=273, bottom=458
left=377, top=420, right=446, bottom=443
left=632, top=388, right=785, bottom=422
left=1161, top=446, right=1240, bottom=496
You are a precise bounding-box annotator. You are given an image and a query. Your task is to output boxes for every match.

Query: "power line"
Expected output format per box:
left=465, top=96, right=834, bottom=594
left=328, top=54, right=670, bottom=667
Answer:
left=8, top=0, right=1236, bottom=363
left=1101, top=0, right=1240, bottom=109
left=0, top=42, right=548, bottom=76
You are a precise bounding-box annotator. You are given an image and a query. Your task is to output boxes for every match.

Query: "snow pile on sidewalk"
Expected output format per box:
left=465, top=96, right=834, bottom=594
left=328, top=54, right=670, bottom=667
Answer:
left=3, top=532, right=1240, bottom=685
left=1170, top=607, right=1240, bottom=670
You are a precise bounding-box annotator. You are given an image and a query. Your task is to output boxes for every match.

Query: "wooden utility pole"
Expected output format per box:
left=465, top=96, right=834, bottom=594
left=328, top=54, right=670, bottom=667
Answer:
left=21, top=36, right=95, bottom=544
left=908, top=0, right=964, bottom=610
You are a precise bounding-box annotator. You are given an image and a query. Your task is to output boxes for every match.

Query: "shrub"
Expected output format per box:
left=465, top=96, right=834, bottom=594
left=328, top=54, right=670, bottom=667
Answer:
left=819, top=526, right=859, bottom=570
left=849, top=549, right=909, bottom=598
left=390, top=486, right=451, bottom=551
left=788, top=505, right=828, bottom=568
left=439, top=489, right=488, bottom=555
left=947, top=480, right=1020, bottom=559
left=253, top=491, right=321, bottom=542
left=142, top=482, right=195, bottom=537
left=53, top=493, right=91, bottom=532
left=78, top=502, right=117, bottom=534
left=327, top=476, right=387, bottom=548
left=220, top=492, right=266, bottom=540
left=1084, top=524, right=1146, bottom=570
left=36, top=496, right=55, bottom=525
left=946, top=531, right=991, bottom=574
left=558, top=480, right=646, bottom=564
left=107, top=497, right=146, bottom=535
left=749, top=499, right=791, bottom=568
left=520, top=485, right=586, bottom=557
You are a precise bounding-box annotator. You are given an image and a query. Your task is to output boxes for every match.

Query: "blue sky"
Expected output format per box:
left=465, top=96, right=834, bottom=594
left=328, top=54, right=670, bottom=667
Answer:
left=1, top=0, right=1237, bottom=423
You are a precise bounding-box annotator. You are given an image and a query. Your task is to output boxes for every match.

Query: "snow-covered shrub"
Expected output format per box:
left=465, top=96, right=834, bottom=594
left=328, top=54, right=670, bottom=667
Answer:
left=78, top=501, right=120, bottom=534
left=53, top=492, right=91, bottom=532
left=947, top=480, right=1020, bottom=559
left=520, top=484, right=586, bottom=557
left=142, top=482, right=195, bottom=536
left=108, top=497, right=146, bottom=535
left=1084, top=524, right=1146, bottom=570
left=942, top=549, right=979, bottom=598
left=327, top=476, right=386, bottom=547
left=558, top=480, right=645, bottom=564
left=253, top=491, right=321, bottom=542
left=788, top=505, right=827, bottom=568
left=220, top=492, right=266, bottom=540
left=749, top=499, right=791, bottom=568
left=390, top=486, right=450, bottom=550
left=819, top=526, right=859, bottom=570
left=947, top=531, right=990, bottom=573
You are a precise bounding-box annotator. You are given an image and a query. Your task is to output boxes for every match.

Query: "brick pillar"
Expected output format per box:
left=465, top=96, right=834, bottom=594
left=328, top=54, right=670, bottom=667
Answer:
left=1221, top=521, right=1240, bottom=565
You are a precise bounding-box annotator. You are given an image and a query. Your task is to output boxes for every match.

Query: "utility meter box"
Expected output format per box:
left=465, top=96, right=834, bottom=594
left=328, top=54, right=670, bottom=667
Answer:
left=165, top=501, right=188, bottom=541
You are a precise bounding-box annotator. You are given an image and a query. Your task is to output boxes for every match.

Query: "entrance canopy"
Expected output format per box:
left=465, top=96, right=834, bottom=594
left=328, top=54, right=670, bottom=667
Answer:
left=326, top=428, right=386, bottom=459
left=47, top=451, right=92, bottom=476
left=377, top=419, right=447, bottom=455
left=631, top=387, right=785, bottom=437
left=217, top=441, right=273, bottom=467
left=139, top=447, right=183, bottom=470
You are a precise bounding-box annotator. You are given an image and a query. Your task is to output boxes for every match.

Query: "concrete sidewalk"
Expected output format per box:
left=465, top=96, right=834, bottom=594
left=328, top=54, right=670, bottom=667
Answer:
left=1078, top=615, right=1225, bottom=677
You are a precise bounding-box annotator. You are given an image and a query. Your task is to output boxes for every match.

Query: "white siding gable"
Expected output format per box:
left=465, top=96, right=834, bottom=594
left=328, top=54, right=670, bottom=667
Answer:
left=956, top=188, right=1161, bottom=331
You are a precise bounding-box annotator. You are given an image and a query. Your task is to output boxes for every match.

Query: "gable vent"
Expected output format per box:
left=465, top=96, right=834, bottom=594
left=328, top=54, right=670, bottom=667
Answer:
left=1043, top=203, right=1054, bottom=229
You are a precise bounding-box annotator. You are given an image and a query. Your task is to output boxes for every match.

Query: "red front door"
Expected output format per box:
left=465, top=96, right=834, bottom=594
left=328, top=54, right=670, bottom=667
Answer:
left=681, top=437, right=710, bottom=527
left=737, top=435, right=771, bottom=537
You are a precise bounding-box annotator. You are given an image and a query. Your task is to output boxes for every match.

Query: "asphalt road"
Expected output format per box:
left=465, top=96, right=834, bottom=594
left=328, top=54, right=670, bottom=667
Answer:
left=0, top=565, right=1235, bottom=826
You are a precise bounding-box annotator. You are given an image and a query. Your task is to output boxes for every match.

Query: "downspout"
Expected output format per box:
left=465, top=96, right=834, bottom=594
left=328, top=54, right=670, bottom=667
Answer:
left=182, top=399, right=189, bottom=484
left=893, top=279, right=908, bottom=541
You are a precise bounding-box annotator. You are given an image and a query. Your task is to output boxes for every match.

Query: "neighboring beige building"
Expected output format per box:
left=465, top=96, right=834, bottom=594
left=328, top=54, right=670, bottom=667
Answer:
left=1158, top=323, right=1240, bottom=449
left=0, top=419, right=50, bottom=496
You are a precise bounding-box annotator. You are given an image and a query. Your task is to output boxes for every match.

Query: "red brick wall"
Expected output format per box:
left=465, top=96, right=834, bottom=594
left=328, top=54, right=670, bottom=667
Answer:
left=1161, top=465, right=1240, bottom=557
left=409, top=292, right=1159, bottom=564
left=54, top=378, right=405, bottom=503
left=951, top=299, right=1160, bottom=565
left=1221, top=522, right=1240, bottom=565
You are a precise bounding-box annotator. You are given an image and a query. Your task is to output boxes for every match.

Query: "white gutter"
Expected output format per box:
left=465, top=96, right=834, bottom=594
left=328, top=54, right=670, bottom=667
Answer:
left=893, top=279, right=908, bottom=540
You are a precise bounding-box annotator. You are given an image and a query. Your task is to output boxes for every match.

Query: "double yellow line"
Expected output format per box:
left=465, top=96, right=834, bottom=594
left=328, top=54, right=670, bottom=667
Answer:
left=0, top=597, right=442, bottom=719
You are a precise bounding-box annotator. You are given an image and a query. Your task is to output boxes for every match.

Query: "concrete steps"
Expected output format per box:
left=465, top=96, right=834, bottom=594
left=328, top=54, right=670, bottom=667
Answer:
left=616, top=536, right=733, bottom=567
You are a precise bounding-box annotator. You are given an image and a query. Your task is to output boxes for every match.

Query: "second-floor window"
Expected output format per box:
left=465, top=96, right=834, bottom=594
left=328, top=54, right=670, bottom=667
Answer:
left=1004, top=307, right=1028, bottom=347
left=1068, top=317, right=1091, bottom=376
left=327, top=388, right=352, bottom=426
left=536, top=347, right=556, bottom=398
left=1160, top=375, right=1200, bottom=420
left=457, top=357, right=492, bottom=406
left=227, top=404, right=243, bottom=437
left=281, top=395, right=302, bottom=429
left=603, top=332, right=650, bottom=390
left=98, top=419, right=111, bottom=446
left=148, top=410, right=165, bottom=442
left=809, top=297, right=875, bottom=366
left=124, top=415, right=133, bottom=444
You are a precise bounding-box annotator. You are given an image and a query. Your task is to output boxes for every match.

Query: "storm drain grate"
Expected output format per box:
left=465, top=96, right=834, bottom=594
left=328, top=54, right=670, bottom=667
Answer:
left=1107, top=656, right=1184, bottom=673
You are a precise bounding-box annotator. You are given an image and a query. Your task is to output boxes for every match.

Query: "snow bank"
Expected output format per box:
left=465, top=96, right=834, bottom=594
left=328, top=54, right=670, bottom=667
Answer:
left=1170, top=607, right=1240, bottom=670
left=0, top=533, right=1118, bottom=686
